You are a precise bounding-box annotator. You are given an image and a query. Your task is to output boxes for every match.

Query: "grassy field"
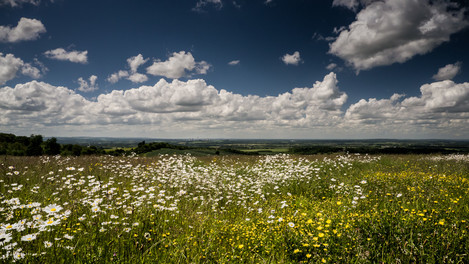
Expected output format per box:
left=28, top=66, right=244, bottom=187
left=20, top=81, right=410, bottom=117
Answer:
left=0, top=153, right=468, bottom=263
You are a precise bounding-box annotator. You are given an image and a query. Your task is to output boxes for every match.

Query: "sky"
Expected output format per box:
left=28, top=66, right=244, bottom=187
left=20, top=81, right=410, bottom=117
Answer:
left=1, top=0, right=469, bottom=139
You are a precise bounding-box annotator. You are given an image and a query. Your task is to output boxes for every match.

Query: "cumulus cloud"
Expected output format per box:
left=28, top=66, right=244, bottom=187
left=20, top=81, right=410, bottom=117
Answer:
left=77, top=75, right=98, bottom=92
left=329, top=0, right=469, bottom=71
left=326, top=63, right=338, bottom=71
left=0, top=81, right=89, bottom=127
left=146, top=51, right=211, bottom=79
left=128, top=73, right=148, bottom=83
left=282, top=51, right=302, bottom=66
left=3, top=73, right=469, bottom=138
left=0, top=53, right=42, bottom=85
left=228, top=60, right=240, bottom=66
left=0, top=73, right=349, bottom=137
left=332, top=0, right=360, bottom=11
left=107, top=54, right=149, bottom=84
left=127, top=54, right=148, bottom=74
left=107, top=70, right=129, bottom=84
left=344, top=80, right=469, bottom=137
left=433, top=62, right=462, bottom=81
left=193, top=0, right=222, bottom=12
left=44, top=48, right=88, bottom=64
left=0, top=17, right=46, bottom=43
left=0, top=0, right=40, bottom=7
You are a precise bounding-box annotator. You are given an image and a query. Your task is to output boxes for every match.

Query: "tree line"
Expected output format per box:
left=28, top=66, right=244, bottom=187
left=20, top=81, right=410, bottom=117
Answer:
left=0, top=133, right=105, bottom=156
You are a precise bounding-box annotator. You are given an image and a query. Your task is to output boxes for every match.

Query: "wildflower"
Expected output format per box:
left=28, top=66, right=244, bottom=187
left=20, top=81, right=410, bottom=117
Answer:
left=64, top=234, right=74, bottom=240
left=13, top=250, right=25, bottom=260
left=238, top=244, right=244, bottom=249
left=43, top=218, right=60, bottom=227
left=396, top=193, right=402, bottom=198
left=21, top=234, right=37, bottom=241
left=43, top=204, right=63, bottom=215
left=288, top=222, right=295, bottom=228
left=0, top=233, right=13, bottom=246
left=44, top=241, right=52, bottom=248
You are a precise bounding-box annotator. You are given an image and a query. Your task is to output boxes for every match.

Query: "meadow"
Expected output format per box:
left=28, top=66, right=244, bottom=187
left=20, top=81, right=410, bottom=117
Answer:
left=0, top=153, right=468, bottom=263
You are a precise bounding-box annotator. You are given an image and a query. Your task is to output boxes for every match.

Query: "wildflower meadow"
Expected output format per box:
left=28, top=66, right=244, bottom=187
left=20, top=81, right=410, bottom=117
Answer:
left=1, top=153, right=468, bottom=263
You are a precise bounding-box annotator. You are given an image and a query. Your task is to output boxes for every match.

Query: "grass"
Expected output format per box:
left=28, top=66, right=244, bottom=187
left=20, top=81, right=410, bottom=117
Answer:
left=0, top=153, right=468, bottom=263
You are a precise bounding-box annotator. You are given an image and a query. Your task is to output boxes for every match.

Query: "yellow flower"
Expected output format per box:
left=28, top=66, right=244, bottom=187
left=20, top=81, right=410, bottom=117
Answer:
left=336, top=201, right=342, bottom=205
left=238, top=244, right=244, bottom=249
left=306, top=254, right=311, bottom=258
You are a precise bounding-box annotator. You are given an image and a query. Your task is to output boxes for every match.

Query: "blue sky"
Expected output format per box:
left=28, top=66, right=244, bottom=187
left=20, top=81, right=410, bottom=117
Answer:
left=1, top=0, right=469, bottom=139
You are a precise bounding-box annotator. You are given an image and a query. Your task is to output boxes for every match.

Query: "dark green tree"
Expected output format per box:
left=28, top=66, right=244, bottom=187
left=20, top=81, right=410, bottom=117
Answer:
left=44, top=138, right=61, bottom=155
left=26, top=134, right=43, bottom=156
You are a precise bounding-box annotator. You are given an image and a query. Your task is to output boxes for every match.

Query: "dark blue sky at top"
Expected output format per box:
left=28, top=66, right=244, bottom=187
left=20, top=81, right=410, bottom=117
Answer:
left=1, top=0, right=469, bottom=106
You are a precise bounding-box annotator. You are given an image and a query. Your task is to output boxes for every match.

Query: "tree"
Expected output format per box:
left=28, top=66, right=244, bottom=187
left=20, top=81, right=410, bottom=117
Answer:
left=44, top=138, right=61, bottom=155
left=26, top=134, right=43, bottom=156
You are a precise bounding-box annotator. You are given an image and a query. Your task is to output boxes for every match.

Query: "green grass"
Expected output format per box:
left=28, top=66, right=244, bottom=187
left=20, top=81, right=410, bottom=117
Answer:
left=0, top=153, right=468, bottom=263
left=239, top=148, right=289, bottom=153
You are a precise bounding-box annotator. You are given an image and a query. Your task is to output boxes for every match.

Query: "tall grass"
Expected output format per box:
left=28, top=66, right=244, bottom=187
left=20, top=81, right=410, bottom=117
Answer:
left=0, top=153, right=468, bottom=263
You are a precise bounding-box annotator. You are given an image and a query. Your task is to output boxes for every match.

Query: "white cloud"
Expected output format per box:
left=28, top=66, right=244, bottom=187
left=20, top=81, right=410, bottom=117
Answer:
left=344, top=80, right=469, bottom=137
left=193, top=0, right=222, bottom=12
left=146, top=51, right=211, bottom=79
left=127, top=54, right=148, bottom=74
left=107, top=54, right=149, bottom=84
left=128, top=73, right=148, bottom=83
left=0, top=0, right=40, bottom=7
left=0, top=53, right=23, bottom=85
left=282, top=51, right=302, bottom=66
left=21, top=62, right=42, bottom=79
left=329, top=0, right=469, bottom=71
left=0, top=53, right=42, bottom=85
left=107, top=70, right=129, bottom=84
left=228, top=60, right=240, bottom=66
left=332, top=0, right=360, bottom=11
left=0, top=17, right=46, bottom=43
left=326, top=63, right=337, bottom=71
left=433, top=62, right=462, bottom=81
left=44, top=48, right=88, bottom=64
left=0, top=73, right=348, bottom=137
left=77, top=75, right=98, bottom=92
left=3, top=74, right=469, bottom=139
left=0, top=81, right=89, bottom=127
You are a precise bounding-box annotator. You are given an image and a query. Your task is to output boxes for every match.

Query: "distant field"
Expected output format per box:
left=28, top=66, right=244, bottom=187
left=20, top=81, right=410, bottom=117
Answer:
left=240, top=148, right=289, bottom=154
left=1, top=154, right=468, bottom=263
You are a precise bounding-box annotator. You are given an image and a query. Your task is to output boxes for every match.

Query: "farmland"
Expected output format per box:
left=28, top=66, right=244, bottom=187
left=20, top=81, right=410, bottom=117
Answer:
left=1, top=153, right=469, bottom=263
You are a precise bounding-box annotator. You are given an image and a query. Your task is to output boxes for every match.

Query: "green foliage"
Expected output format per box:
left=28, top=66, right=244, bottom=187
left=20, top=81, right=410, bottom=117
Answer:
left=26, top=134, right=43, bottom=156
left=1, top=154, right=468, bottom=263
left=44, top=137, right=61, bottom=155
